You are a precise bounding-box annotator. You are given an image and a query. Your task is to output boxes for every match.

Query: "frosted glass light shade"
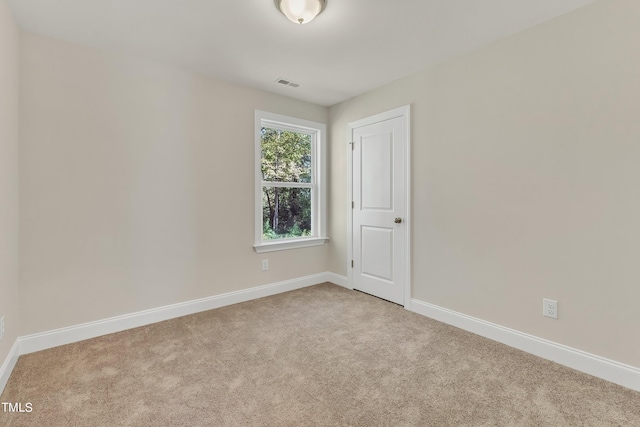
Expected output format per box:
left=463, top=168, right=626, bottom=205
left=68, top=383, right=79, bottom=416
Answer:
left=275, top=0, right=326, bottom=24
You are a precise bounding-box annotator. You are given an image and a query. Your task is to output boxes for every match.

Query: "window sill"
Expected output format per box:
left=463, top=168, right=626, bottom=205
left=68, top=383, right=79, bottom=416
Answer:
left=253, top=237, right=329, bottom=253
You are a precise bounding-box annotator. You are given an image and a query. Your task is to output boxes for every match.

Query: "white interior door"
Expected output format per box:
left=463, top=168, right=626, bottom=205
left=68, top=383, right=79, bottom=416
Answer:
left=350, top=107, right=409, bottom=305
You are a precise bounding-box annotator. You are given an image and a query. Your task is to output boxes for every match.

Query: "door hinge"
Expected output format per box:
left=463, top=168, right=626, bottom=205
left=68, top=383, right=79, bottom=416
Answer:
left=352, top=201, right=354, bottom=209
left=351, top=260, right=354, bottom=268
left=349, top=141, right=355, bottom=150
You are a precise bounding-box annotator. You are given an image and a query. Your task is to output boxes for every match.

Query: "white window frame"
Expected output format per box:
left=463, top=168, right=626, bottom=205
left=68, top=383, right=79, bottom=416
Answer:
left=254, top=110, right=328, bottom=253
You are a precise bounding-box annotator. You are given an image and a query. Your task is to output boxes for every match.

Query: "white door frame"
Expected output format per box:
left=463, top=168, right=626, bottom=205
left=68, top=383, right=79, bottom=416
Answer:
left=347, top=105, right=411, bottom=308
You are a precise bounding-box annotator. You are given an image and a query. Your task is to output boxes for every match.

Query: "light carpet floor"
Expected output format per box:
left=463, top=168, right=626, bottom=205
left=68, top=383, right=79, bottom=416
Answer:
left=1, top=283, right=639, bottom=426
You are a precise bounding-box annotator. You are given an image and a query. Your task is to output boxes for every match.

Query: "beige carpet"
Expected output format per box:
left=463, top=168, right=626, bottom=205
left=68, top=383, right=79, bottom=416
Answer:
left=1, top=283, right=639, bottom=426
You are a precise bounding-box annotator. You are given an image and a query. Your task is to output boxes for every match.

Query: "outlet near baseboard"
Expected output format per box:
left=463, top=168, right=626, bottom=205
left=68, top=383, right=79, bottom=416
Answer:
left=543, top=299, right=558, bottom=319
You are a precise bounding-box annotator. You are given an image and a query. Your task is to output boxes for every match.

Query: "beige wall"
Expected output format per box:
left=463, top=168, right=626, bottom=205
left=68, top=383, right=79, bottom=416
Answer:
left=19, top=33, right=329, bottom=335
left=329, top=0, right=640, bottom=367
left=0, top=1, right=19, bottom=363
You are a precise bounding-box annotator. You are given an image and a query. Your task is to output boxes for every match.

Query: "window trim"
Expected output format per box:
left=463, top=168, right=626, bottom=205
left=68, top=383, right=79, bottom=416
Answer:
left=253, top=110, right=328, bottom=253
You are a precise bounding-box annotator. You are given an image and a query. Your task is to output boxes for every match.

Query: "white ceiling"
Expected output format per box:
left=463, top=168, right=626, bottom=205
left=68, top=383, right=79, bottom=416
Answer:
left=7, top=0, right=596, bottom=106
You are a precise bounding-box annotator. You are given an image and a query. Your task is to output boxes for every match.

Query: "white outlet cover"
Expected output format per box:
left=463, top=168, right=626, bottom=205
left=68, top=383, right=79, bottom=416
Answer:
left=543, top=298, right=558, bottom=319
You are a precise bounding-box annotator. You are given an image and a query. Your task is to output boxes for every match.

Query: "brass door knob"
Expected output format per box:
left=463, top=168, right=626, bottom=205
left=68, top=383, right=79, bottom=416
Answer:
left=394, top=217, right=402, bottom=224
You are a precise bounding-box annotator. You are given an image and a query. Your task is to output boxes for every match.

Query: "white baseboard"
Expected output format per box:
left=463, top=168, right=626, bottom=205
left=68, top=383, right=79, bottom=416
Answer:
left=8, top=274, right=635, bottom=396
left=324, top=272, right=350, bottom=289
left=19, top=272, right=342, bottom=356
left=410, top=298, right=640, bottom=392
left=0, top=339, right=20, bottom=395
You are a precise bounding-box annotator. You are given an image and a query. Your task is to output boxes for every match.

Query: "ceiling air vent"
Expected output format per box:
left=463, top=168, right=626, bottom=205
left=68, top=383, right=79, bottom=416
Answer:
left=275, top=78, right=300, bottom=88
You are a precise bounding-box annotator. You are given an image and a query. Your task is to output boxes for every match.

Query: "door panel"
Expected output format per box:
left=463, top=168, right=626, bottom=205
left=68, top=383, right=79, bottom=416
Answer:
left=361, top=134, right=393, bottom=210
left=361, top=226, right=393, bottom=281
left=352, top=115, right=406, bottom=305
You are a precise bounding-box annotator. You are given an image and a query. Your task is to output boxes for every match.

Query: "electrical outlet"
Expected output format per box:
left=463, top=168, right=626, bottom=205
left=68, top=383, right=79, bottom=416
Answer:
left=262, top=259, right=269, bottom=271
left=0, top=316, right=4, bottom=340
left=543, top=299, right=558, bottom=319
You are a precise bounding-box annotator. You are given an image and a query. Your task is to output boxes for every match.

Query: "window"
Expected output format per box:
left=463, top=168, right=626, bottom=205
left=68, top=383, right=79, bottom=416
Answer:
left=254, top=111, right=327, bottom=253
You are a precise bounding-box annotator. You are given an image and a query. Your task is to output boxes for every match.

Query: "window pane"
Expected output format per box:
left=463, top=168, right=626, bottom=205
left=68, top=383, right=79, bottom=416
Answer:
left=261, top=128, right=312, bottom=183
left=262, top=187, right=312, bottom=240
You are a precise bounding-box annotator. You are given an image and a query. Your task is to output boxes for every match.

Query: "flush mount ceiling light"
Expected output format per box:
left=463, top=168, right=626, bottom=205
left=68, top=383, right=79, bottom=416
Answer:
left=274, top=0, right=327, bottom=25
